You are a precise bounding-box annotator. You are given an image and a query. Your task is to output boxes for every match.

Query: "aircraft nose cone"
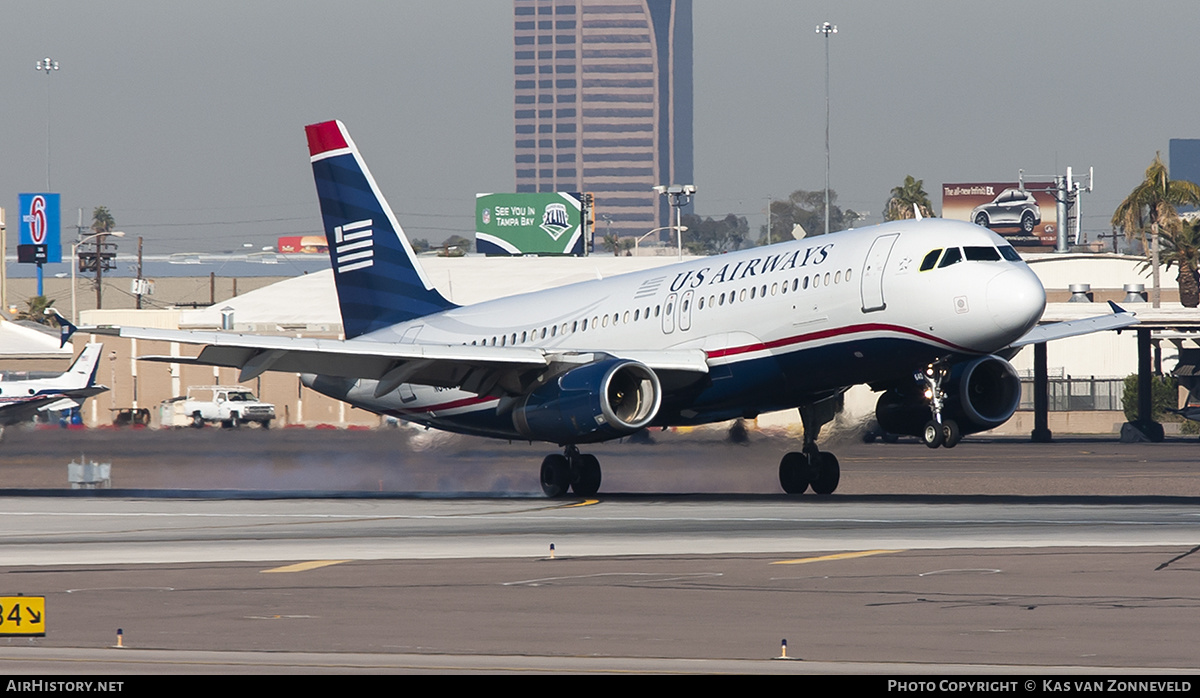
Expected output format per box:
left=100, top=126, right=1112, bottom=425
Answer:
left=986, top=267, right=1046, bottom=342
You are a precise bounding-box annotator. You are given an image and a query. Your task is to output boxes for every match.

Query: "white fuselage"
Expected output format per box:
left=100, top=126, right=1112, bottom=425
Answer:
left=306, top=218, right=1045, bottom=435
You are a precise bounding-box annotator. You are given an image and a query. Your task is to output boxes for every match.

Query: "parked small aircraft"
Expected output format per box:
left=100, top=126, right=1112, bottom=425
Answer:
left=0, top=341, right=106, bottom=432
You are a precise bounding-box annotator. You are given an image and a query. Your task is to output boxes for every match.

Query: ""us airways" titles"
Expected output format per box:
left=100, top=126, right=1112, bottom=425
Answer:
left=669, top=243, right=835, bottom=292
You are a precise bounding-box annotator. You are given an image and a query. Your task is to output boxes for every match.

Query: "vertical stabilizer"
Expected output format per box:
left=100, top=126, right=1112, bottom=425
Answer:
left=52, top=343, right=103, bottom=390
left=305, top=120, right=457, bottom=338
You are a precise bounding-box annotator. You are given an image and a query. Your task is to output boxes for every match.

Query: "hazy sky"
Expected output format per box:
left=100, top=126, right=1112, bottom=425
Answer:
left=2, top=1, right=1198, bottom=256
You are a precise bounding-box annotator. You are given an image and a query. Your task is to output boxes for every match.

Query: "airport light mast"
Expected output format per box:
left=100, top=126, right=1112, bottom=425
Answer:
left=653, top=184, right=696, bottom=259
left=35, top=57, right=59, bottom=190
left=816, top=22, right=836, bottom=236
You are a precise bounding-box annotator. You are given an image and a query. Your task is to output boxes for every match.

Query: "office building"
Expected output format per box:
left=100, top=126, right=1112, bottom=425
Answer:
left=513, top=0, right=693, bottom=240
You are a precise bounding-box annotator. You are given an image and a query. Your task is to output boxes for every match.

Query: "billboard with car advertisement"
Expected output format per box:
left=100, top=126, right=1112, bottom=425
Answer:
left=942, top=182, right=1056, bottom=247
left=476, top=192, right=584, bottom=256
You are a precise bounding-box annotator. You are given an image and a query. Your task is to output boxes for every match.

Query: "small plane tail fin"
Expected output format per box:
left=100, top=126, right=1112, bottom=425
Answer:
left=305, top=120, right=457, bottom=339
left=53, top=343, right=103, bottom=390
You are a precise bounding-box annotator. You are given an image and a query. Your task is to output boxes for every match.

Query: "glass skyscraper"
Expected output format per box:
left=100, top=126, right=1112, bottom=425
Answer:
left=513, top=0, right=693, bottom=240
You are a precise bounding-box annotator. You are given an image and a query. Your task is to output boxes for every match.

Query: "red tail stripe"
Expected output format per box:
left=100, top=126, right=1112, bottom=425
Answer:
left=305, top=121, right=349, bottom=157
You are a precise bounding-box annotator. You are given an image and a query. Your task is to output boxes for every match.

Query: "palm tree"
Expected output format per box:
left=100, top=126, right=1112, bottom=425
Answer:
left=17, top=296, right=57, bottom=326
left=91, top=206, right=115, bottom=234
left=884, top=175, right=936, bottom=221
left=1157, top=218, right=1200, bottom=307
left=1112, top=153, right=1200, bottom=307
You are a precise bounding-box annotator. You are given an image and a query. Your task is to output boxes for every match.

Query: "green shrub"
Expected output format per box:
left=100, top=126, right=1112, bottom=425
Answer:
left=1121, top=373, right=1180, bottom=422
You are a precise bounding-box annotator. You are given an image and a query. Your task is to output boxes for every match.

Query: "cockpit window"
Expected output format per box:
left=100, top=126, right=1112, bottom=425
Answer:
left=964, top=246, right=1001, bottom=261
left=998, top=245, right=1022, bottom=262
left=919, top=249, right=942, bottom=271
left=938, top=247, right=963, bottom=268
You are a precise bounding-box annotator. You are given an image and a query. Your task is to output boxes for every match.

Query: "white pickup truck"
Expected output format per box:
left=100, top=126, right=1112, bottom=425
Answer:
left=180, top=386, right=275, bottom=428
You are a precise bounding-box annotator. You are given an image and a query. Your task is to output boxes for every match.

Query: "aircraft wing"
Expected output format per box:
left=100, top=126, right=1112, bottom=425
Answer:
left=88, top=325, right=709, bottom=396
left=1007, top=301, right=1139, bottom=349
left=0, top=395, right=83, bottom=426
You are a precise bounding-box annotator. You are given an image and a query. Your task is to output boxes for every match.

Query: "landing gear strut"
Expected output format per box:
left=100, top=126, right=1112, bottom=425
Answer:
left=921, top=361, right=961, bottom=449
left=540, top=445, right=602, bottom=497
left=779, top=402, right=841, bottom=495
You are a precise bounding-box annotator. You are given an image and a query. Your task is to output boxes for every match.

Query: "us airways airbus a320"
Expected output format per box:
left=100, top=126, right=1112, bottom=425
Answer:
left=90, top=120, right=1135, bottom=496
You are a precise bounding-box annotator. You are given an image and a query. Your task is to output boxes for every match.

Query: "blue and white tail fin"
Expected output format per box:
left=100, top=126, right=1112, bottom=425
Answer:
left=305, top=120, right=457, bottom=339
left=51, top=343, right=103, bottom=391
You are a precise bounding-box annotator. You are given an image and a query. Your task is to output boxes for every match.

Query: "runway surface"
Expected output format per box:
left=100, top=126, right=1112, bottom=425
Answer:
left=0, top=425, right=1198, bottom=673
left=4, top=424, right=1200, bottom=496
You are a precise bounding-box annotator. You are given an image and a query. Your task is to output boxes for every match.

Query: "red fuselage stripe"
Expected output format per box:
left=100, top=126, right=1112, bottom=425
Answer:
left=706, top=323, right=973, bottom=359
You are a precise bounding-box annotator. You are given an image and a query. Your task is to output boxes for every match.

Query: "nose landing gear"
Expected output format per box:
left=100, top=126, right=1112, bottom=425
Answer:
left=921, top=361, right=961, bottom=449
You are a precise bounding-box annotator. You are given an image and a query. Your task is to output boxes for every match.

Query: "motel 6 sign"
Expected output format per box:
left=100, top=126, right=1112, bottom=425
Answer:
left=18, top=193, right=61, bottom=264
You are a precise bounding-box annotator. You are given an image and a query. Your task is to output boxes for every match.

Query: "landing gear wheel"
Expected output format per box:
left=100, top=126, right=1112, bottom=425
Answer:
left=779, top=451, right=810, bottom=494
left=922, top=420, right=944, bottom=449
left=810, top=452, right=840, bottom=495
left=941, top=419, right=961, bottom=449
left=572, top=454, right=601, bottom=496
left=540, top=454, right=570, bottom=498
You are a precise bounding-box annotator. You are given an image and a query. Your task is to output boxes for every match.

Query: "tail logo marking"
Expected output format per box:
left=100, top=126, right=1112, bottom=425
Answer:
left=334, top=218, right=374, bottom=273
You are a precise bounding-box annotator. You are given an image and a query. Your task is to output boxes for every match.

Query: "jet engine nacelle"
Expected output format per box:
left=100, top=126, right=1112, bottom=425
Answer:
left=513, top=358, right=662, bottom=445
left=875, top=355, right=1022, bottom=437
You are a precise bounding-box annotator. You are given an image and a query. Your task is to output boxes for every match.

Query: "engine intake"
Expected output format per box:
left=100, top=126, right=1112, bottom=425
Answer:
left=875, top=355, right=1021, bottom=437
left=513, top=359, right=662, bottom=444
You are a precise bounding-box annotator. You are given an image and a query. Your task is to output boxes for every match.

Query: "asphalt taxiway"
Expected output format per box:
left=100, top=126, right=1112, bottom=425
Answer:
left=0, top=426, right=1198, bottom=673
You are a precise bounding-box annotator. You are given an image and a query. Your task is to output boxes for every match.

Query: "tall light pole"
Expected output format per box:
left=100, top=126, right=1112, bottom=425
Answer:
left=72, top=231, right=124, bottom=324
left=35, top=57, right=59, bottom=191
left=653, top=184, right=696, bottom=259
left=816, top=22, right=836, bottom=236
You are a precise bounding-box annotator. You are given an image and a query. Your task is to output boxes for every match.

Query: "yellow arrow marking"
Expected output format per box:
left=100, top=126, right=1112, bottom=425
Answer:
left=261, top=560, right=351, bottom=574
left=770, top=549, right=904, bottom=565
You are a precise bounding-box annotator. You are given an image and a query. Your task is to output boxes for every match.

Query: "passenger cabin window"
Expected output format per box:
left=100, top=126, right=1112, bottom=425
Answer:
left=920, top=249, right=942, bottom=271
left=938, top=247, right=963, bottom=268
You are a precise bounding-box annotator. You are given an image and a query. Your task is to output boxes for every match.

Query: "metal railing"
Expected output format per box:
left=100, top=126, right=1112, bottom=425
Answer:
left=1018, top=377, right=1124, bottom=412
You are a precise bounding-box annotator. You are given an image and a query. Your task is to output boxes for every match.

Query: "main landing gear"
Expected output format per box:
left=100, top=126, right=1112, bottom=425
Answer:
left=540, top=445, right=601, bottom=497
left=778, top=402, right=841, bottom=495
left=920, top=361, right=961, bottom=449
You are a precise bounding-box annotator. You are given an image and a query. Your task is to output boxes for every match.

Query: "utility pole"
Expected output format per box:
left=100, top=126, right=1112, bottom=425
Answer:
left=94, top=235, right=104, bottom=310
left=136, top=237, right=144, bottom=309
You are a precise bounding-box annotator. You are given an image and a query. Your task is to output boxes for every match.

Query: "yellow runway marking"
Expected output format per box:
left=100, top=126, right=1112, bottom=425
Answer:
left=560, top=499, right=599, bottom=508
left=770, top=549, right=904, bottom=565
left=261, top=560, right=351, bottom=574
